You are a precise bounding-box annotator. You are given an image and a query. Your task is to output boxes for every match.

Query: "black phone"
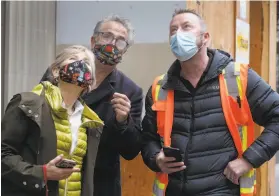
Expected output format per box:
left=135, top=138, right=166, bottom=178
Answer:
left=163, top=147, right=183, bottom=162
left=55, top=159, right=77, bottom=168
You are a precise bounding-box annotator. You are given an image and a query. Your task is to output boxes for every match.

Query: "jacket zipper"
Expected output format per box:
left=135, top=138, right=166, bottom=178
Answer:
left=183, top=94, right=195, bottom=182
left=64, top=116, right=73, bottom=196
left=180, top=65, right=224, bottom=193
left=63, top=111, right=102, bottom=196
left=64, top=149, right=73, bottom=195
left=64, top=178, right=69, bottom=196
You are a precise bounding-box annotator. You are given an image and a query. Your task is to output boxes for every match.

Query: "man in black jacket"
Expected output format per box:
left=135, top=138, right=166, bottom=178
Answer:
left=41, top=15, right=143, bottom=196
left=141, top=9, right=279, bottom=196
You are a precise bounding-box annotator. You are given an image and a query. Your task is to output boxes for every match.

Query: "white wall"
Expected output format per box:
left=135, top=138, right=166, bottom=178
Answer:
left=56, top=1, right=186, bottom=45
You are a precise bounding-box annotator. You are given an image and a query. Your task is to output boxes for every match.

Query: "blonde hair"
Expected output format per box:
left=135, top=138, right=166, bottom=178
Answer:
left=49, top=45, right=96, bottom=92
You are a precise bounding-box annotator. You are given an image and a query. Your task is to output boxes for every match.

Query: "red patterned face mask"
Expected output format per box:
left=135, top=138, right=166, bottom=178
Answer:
left=59, top=60, right=92, bottom=88
left=92, top=44, right=122, bottom=66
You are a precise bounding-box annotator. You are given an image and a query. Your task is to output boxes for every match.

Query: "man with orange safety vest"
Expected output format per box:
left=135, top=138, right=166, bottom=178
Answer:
left=141, top=9, right=279, bottom=196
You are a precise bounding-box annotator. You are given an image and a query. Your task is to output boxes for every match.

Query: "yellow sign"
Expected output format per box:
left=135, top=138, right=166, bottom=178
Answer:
left=235, top=19, right=250, bottom=64
left=236, top=33, right=249, bottom=51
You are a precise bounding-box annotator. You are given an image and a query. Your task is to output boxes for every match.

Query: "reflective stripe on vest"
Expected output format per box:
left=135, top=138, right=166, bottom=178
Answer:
left=220, top=62, right=256, bottom=195
left=151, top=74, right=173, bottom=196
left=151, top=62, right=256, bottom=196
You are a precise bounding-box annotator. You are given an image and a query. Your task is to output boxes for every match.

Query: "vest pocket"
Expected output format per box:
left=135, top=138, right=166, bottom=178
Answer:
left=228, top=96, right=248, bottom=125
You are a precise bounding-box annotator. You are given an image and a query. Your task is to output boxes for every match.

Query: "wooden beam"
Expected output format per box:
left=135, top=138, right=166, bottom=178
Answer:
left=250, top=1, right=277, bottom=196
left=269, top=2, right=277, bottom=89
left=268, top=2, right=277, bottom=196
left=250, top=2, right=268, bottom=196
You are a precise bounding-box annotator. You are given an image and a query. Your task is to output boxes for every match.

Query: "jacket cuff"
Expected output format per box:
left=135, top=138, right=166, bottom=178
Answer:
left=112, top=115, right=133, bottom=134
left=18, top=165, right=45, bottom=191
left=149, top=152, right=162, bottom=172
left=242, top=146, right=266, bottom=168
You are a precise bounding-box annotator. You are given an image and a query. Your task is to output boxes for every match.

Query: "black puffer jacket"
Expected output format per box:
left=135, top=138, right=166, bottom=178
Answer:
left=141, top=49, right=279, bottom=196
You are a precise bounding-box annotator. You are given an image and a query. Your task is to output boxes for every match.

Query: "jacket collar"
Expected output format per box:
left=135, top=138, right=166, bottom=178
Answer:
left=30, top=82, right=104, bottom=128
left=162, top=48, right=233, bottom=92
left=83, top=69, right=117, bottom=105
left=107, top=68, right=117, bottom=83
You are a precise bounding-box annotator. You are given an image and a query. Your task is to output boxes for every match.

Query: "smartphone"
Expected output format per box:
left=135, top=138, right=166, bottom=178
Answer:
left=55, top=159, right=77, bottom=168
left=163, top=147, right=183, bottom=162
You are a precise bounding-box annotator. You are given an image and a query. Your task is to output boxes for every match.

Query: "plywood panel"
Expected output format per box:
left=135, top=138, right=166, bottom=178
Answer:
left=267, top=2, right=277, bottom=196
left=186, top=1, right=235, bottom=57
left=250, top=2, right=269, bottom=196
left=121, top=155, right=155, bottom=196
left=249, top=1, right=276, bottom=196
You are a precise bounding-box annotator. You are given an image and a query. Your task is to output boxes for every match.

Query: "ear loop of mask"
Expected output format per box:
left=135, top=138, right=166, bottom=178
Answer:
left=178, top=30, right=206, bottom=50
left=197, top=33, right=206, bottom=51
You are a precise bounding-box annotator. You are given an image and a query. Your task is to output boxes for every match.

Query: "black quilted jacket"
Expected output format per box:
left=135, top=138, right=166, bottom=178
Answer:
left=141, top=49, right=279, bottom=196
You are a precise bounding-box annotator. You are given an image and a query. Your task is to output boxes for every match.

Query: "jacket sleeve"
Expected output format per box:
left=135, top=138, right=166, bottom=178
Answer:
left=242, top=68, right=279, bottom=168
left=1, top=94, right=45, bottom=191
left=107, top=86, right=143, bottom=160
left=141, top=87, right=162, bottom=172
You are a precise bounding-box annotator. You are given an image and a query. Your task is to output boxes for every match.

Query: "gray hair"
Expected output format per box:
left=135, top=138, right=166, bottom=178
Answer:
left=172, top=9, right=207, bottom=33
left=93, top=15, right=135, bottom=46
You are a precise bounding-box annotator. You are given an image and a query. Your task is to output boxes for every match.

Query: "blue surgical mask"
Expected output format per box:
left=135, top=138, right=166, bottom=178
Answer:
left=170, top=31, right=199, bottom=62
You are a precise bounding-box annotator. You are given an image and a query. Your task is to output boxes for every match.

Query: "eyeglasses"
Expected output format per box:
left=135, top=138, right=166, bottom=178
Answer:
left=97, top=32, right=129, bottom=50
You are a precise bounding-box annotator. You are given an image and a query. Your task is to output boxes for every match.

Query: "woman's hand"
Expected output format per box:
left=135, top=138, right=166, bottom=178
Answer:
left=45, top=155, right=80, bottom=181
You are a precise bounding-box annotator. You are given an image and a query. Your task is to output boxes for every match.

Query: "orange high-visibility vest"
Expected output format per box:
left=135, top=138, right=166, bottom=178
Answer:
left=151, top=62, right=256, bottom=196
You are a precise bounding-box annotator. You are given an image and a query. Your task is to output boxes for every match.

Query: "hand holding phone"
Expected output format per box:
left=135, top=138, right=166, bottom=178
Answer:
left=163, top=147, right=183, bottom=162
left=46, top=155, right=80, bottom=181
left=155, top=149, right=186, bottom=174
left=55, top=159, right=77, bottom=168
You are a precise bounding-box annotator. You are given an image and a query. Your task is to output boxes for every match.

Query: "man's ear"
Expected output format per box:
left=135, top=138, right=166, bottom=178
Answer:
left=203, top=32, right=210, bottom=46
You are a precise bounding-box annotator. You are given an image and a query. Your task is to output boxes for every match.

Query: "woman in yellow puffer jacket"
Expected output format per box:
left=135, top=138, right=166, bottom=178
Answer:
left=2, top=45, right=104, bottom=196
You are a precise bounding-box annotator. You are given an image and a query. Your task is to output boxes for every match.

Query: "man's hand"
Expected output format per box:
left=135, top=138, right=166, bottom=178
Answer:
left=156, top=150, right=186, bottom=174
left=224, top=158, right=253, bottom=184
left=46, top=155, right=80, bottom=181
left=111, top=92, right=131, bottom=123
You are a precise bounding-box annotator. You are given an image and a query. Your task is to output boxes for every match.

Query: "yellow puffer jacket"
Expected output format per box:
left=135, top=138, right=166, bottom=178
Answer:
left=32, top=82, right=103, bottom=196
